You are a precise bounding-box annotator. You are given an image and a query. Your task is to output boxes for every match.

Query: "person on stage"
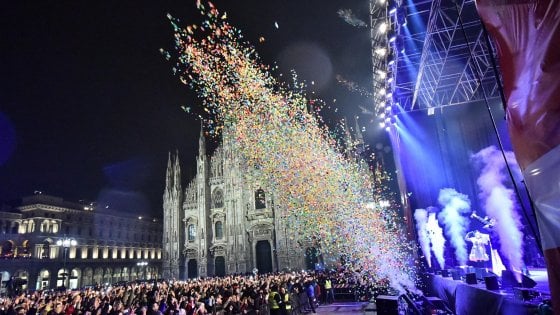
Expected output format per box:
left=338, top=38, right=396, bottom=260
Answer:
left=465, top=230, right=490, bottom=268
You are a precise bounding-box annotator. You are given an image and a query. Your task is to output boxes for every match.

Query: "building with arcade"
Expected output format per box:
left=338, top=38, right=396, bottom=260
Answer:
left=0, top=193, right=162, bottom=291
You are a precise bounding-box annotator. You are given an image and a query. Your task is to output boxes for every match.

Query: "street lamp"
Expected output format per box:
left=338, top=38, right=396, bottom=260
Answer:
left=56, top=237, right=77, bottom=289
left=137, top=261, right=148, bottom=280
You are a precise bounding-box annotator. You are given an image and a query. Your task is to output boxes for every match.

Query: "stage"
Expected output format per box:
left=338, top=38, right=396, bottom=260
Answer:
left=424, top=268, right=551, bottom=314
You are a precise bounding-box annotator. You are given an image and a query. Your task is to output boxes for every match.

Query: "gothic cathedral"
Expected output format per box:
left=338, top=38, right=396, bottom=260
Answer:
left=162, top=128, right=308, bottom=279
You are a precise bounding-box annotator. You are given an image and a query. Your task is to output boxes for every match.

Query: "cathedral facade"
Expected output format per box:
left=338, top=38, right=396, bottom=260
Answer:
left=162, top=129, right=309, bottom=279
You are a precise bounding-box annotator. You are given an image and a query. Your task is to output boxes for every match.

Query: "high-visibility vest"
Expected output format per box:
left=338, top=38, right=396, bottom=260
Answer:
left=325, top=279, right=332, bottom=289
left=269, top=292, right=280, bottom=309
left=283, top=293, right=291, bottom=310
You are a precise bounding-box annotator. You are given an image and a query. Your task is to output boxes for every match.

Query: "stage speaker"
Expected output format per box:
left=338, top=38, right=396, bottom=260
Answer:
left=441, top=269, right=450, bottom=277
left=451, top=269, right=461, bottom=280
left=465, top=273, right=478, bottom=284
left=376, top=295, right=399, bottom=315
left=502, top=270, right=537, bottom=288
left=475, top=268, right=490, bottom=280
left=484, top=276, right=500, bottom=290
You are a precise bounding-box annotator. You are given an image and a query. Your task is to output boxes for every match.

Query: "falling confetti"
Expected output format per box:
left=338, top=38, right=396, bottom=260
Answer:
left=336, top=74, right=373, bottom=98
left=337, top=9, right=367, bottom=28
left=165, top=2, right=416, bottom=292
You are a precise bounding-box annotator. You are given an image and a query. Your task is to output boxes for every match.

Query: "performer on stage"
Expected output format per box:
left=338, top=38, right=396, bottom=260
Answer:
left=465, top=230, right=490, bottom=267
left=470, top=211, right=506, bottom=274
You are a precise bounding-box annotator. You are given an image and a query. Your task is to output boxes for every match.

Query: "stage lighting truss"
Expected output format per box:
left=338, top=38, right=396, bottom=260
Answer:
left=369, top=0, right=391, bottom=120
left=392, top=0, right=502, bottom=113
left=370, top=0, right=407, bottom=130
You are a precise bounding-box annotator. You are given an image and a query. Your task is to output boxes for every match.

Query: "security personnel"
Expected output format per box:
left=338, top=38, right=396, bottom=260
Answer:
left=324, top=278, right=335, bottom=304
left=279, top=286, right=291, bottom=315
left=268, top=285, right=281, bottom=315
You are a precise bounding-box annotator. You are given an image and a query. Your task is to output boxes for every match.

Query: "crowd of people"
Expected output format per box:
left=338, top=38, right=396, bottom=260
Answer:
left=0, top=270, right=381, bottom=315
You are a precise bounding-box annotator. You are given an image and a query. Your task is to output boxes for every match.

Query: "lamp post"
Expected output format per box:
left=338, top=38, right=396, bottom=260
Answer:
left=137, top=261, right=148, bottom=280
left=56, top=237, right=77, bottom=289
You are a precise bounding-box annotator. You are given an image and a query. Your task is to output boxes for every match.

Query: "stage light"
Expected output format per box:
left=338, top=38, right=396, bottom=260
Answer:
left=378, top=22, right=388, bottom=33
left=387, top=52, right=395, bottom=66
left=395, top=35, right=405, bottom=54
left=388, top=0, right=398, bottom=15
left=378, top=0, right=386, bottom=4
left=380, top=112, right=386, bottom=119
left=385, top=126, right=391, bottom=132
left=380, top=122, right=386, bottom=128
left=388, top=30, right=397, bottom=43
left=387, top=76, right=394, bottom=84
left=378, top=88, right=386, bottom=96
left=375, top=47, right=387, bottom=56
left=377, top=70, right=387, bottom=79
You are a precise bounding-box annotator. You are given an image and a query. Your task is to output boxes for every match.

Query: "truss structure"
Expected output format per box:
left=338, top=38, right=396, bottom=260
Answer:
left=369, top=0, right=389, bottom=116
left=387, top=0, right=502, bottom=113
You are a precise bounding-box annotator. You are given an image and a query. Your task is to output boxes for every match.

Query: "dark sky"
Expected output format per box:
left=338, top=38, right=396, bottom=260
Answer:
left=0, top=0, right=384, bottom=217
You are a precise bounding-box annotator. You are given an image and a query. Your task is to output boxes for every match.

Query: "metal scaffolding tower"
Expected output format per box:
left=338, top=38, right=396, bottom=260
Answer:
left=395, top=0, right=502, bottom=113
left=370, top=0, right=502, bottom=115
left=369, top=0, right=389, bottom=117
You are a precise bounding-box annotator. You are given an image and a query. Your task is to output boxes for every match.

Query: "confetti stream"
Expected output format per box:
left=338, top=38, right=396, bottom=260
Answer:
left=166, top=2, right=417, bottom=292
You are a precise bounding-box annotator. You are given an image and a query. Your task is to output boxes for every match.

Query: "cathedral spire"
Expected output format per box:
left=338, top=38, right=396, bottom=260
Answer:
left=199, top=121, right=206, bottom=156
left=163, top=150, right=182, bottom=279
left=165, top=152, right=173, bottom=196
left=174, top=150, right=181, bottom=194
left=353, top=116, right=367, bottom=158
left=354, top=116, right=364, bottom=149
left=342, top=118, right=353, bottom=151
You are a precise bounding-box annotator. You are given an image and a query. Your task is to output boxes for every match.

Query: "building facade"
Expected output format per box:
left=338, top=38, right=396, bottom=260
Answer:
left=163, top=129, right=314, bottom=280
left=0, top=194, right=162, bottom=291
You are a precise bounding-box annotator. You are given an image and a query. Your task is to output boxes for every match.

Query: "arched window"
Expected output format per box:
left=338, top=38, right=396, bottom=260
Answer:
left=188, top=224, right=196, bottom=241
left=212, top=189, right=224, bottom=208
left=255, top=189, right=266, bottom=210
left=215, top=221, right=223, bottom=239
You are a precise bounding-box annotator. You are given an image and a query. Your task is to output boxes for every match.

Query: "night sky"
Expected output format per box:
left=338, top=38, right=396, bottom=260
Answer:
left=0, top=1, right=385, bottom=217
